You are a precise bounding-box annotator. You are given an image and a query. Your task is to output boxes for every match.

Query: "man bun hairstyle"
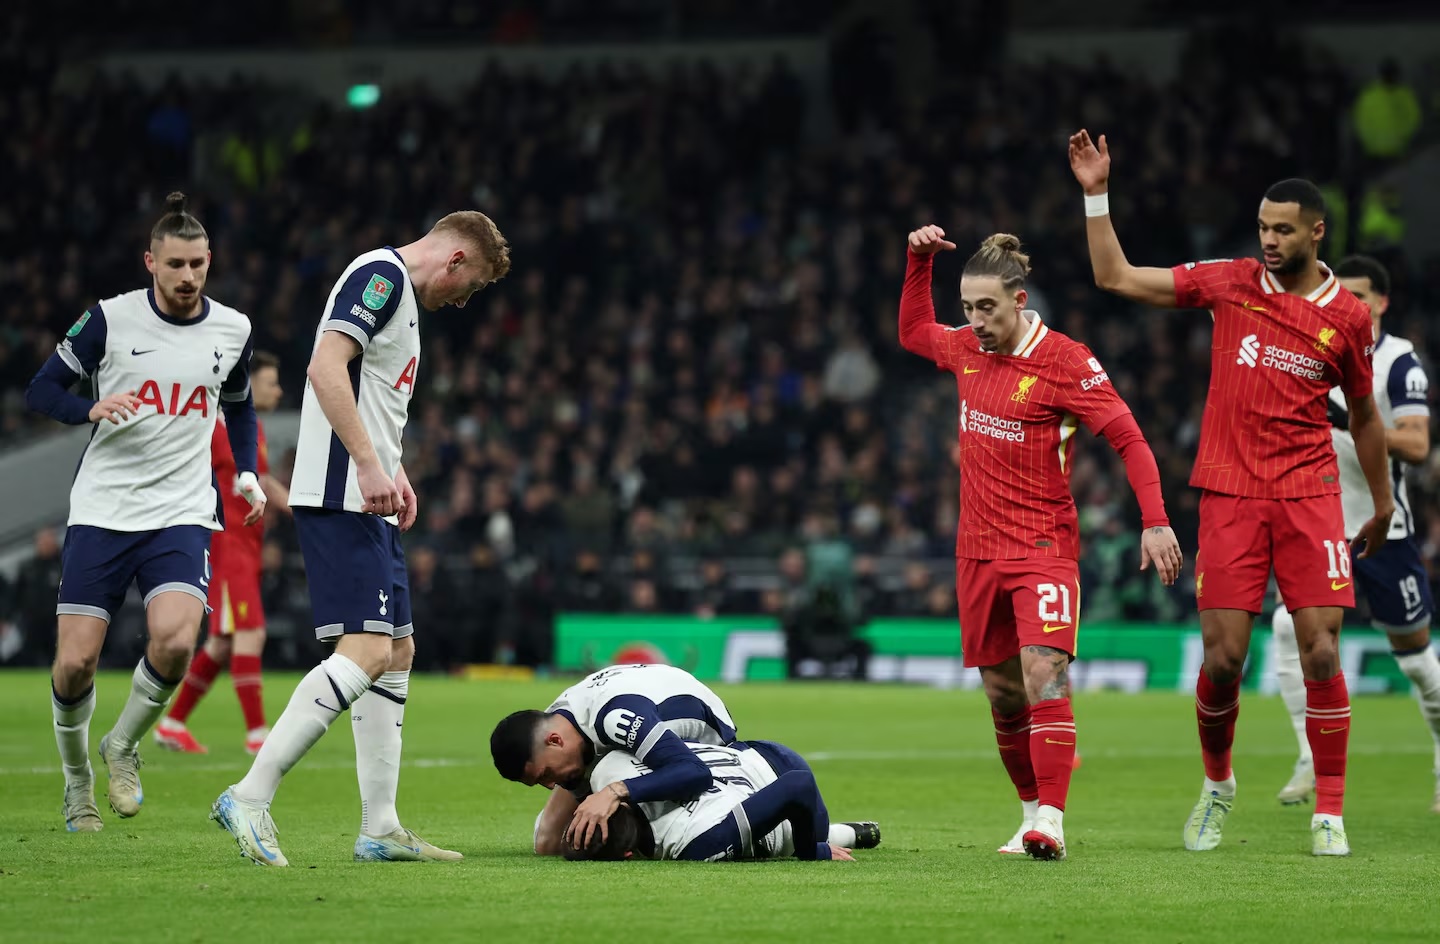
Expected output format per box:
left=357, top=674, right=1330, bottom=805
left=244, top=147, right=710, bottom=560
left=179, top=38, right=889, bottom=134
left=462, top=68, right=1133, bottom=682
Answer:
left=1263, top=178, right=1327, bottom=221
left=963, top=233, right=1031, bottom=292
left=150, top=191, right=208, bottom=243
left=1334, top=254, right=1391, bottom=297
left=433, top=210, right=512, bottom=281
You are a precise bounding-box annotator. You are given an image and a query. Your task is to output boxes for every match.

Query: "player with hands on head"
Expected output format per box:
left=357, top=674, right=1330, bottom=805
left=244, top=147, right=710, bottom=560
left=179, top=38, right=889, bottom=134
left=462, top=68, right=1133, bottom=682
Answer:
left=565, top=740, right=858, bottom=863
left=1069, top=128, right=1393, bottom=856
left=900, top=225, right=1182, bottom=861
left=491, top=663, right=880, bottom=855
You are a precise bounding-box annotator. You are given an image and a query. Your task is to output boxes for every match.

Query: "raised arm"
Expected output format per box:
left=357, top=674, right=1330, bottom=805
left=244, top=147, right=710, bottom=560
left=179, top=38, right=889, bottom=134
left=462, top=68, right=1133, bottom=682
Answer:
left=1068, top=131, right=1180, bottom=309
left=898, top=225, right=960, bottom=367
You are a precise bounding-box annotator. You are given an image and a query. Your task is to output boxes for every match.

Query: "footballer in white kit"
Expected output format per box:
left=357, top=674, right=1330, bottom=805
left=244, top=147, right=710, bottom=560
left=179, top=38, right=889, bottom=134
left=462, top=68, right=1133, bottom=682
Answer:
left=491, top=663, right=881, bottom=855
left=24, top=193, right=264, bottom=834
left=1271, top=255, right=1440, bottom=812
left=573, top=740, right=858, bottom=862
left=212, top=210, right=510, bottom=867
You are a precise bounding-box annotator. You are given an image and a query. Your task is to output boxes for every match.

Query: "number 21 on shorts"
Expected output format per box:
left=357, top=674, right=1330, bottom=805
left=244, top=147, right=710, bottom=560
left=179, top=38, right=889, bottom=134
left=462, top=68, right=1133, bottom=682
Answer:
left=1037, top=582, right=1072, bottom=625
left=1322, top=539, right=1351, bottom=587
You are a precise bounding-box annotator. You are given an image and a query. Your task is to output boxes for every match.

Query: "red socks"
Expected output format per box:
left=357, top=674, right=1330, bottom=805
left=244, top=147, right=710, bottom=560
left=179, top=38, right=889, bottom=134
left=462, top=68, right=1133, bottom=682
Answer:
left=166, top=648, right=221, bottom=724
left=232, top=652, right=266, bottom=731
left=992, top=707, right=1039, bottom=802
left=1306, top=672, right=1350, bottom=816
left=1195, top=670, right=1240, bottom=781
left=1029, top=699, right=1076, bottom=811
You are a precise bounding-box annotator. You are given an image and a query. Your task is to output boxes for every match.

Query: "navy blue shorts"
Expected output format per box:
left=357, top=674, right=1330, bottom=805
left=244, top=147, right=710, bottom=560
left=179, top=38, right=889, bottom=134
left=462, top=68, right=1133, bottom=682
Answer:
left=58, top=524, right=213, bottom=624
left=293, top=507, right=412, bottom=640
left=1355, top=535, right=1434, bottom=631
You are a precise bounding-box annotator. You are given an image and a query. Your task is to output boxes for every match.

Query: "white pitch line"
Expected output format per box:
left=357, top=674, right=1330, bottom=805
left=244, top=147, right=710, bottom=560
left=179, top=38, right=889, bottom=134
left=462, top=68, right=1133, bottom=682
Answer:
left=807, top=744, right=1432, bottom=762
left=0, top=757, right=477, bottom=777
left=3, top=743, right=1428, bottom=776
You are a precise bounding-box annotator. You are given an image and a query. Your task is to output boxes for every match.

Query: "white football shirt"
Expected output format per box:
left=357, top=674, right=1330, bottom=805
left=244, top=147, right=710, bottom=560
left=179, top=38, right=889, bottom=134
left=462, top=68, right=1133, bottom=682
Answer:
left=290, top=248, right=420, bottom=523
left=547, top=664, right=737, bottom=766
left=591, top=743, right=791, bottom=860
left=57, top=289, right=253, bottom=532
left=1328, top=332, right=1429, bottom=538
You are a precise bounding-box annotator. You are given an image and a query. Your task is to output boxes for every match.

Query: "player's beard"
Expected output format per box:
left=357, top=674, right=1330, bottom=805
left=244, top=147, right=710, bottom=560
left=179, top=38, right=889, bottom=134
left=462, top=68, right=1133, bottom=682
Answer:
left=161, top=283, right=203, bottom=317
left=1268, top=250, right=1308, bottom=276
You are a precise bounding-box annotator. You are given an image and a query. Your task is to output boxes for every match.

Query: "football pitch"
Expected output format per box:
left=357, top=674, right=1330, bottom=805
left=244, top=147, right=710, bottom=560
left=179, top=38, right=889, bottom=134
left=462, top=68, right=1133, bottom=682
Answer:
left=1, top=669, right=1435, bottom=944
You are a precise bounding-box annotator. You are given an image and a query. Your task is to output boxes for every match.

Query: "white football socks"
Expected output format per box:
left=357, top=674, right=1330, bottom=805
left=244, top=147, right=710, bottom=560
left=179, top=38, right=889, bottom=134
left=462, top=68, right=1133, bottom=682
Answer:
left=1271, top=604, right=1312, bottom=762
left=1394, top=645, right=1440, bottom=773
left=354, top=669, right=408, bottom=837
left=234, top=653, right=373, bottom=805
left=53, top=684, right=96, bottom=787
left=109, top=657, right=178, bottom=752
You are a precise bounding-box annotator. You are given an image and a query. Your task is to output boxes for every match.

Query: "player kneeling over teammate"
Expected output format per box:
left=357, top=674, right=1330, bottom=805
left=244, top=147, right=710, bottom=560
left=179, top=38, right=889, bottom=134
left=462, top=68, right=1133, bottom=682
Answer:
left=491, top=663, right=878, bottom=855
left=565, top=741, right=857, bottom=862
left=899, top=229, right=1182, bottom=860
left=26, top=194, right=263, bottom=833
left=1270, top=255, right=1440, bottom=813
left=156, top=351, right=289, bottom=756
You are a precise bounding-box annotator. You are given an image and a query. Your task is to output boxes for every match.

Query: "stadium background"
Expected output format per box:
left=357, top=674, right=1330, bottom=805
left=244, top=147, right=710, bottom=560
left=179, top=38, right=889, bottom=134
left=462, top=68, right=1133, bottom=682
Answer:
left=2, top=0, right=1440, bottom=689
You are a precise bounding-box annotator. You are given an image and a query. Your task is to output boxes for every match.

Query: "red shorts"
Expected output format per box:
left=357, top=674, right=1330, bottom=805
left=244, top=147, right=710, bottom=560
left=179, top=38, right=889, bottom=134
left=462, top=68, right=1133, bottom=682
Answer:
left=956, top=558, right=1081, bottom=668
left=1197, top=492, right=1354, bottom=613
left=207, top=561, right=264, bottom=636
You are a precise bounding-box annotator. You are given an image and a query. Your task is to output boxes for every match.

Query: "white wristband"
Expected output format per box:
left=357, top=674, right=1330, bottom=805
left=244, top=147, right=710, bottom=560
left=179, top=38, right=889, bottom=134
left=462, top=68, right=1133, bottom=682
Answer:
left=1084, top=192, right=1110, bottom=217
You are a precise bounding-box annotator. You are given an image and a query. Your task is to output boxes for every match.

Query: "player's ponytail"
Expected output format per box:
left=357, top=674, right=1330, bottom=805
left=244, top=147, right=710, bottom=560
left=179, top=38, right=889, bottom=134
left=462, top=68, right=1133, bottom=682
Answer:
left=150, top=191, right=208, bottom=244
left=963, top=233, right=1031, bottom=293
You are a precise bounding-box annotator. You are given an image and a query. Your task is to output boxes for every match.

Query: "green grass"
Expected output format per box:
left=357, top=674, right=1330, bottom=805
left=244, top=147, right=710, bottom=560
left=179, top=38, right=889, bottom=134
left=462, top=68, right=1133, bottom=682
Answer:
left=0, top=670, right=1436, bottom=944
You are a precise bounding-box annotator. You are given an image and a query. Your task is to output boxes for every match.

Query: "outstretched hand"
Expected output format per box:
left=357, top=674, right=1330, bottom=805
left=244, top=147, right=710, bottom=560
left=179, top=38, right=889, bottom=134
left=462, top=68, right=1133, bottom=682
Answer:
left=1068, top=130, right=1111, bottom=194
left=908, top=225, right=957, bottom=256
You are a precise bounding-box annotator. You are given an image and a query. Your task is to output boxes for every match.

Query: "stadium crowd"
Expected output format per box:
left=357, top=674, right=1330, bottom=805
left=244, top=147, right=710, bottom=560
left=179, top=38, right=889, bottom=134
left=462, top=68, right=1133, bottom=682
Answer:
left=1, top=14, right=1437, bottom=669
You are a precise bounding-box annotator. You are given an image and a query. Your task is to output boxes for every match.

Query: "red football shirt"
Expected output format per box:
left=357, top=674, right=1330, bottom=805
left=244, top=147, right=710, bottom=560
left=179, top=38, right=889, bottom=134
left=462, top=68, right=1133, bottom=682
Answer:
left=211, top=417, right=269, bottom=560
left=1172, top=258, right=1374, bottom=499
left=899, top=256, right=1133, bottom=559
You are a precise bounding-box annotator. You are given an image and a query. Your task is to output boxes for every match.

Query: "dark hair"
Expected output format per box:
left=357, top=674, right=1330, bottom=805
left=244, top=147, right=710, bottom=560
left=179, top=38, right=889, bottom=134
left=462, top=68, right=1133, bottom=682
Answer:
left=1334, top=254, right=1391, bottom=296
left=962, top=233, right=1031, bottom=293
left=490, top=709, right=548, bottom=781
left=563, top=804, right=645, bottom=862
left=432, top=210, right=512, bottom=281
left=1262, top=179, right=1327, bottom=220
left=150, top=191, right=208, bottom=243
left=251, top=350, right=280, bottom=373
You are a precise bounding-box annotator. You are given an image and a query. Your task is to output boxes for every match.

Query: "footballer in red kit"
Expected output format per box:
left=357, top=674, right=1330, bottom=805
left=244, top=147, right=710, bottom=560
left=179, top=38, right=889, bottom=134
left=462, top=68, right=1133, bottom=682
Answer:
left=1071, top=129, right=1396, bottom=856
left=900, top=227, right=1183, bottom=862
left=156, top=352, right=290, bottom=756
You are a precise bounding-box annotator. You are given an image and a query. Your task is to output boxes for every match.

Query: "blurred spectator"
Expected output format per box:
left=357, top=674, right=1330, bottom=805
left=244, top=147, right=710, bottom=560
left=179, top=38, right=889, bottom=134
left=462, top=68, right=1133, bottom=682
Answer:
left=8, top=527, right=62, bottom=667
left=4, top=15, right=1433, bottom=663
left=1352, top=59, right=1423, bottom=164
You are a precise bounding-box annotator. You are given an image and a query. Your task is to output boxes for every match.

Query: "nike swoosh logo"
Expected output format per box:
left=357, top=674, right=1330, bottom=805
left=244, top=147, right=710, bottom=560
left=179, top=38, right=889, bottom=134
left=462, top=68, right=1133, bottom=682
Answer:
left=1406, top=609, right=1426, bottom=621
left=395, top=721, right=403, bottom=727
left=1331, top=580, right=1351, bottom=591
left=1044, top=739, right=1074, bottom=746
left=409, top=319, right=417, bottom=327
left=1320, top=727, right=1347, bottom=735
left=248, top=821, right=279, bottom=861
left=131, top=348, right=155, bottom=356
left=1242, top=303, right=1267, bottom=312
left=1042, top=623, right=1068, bottom=633
left=313, top=698, right=341, bottom=713
left=963, top=366, right=981, bottom=374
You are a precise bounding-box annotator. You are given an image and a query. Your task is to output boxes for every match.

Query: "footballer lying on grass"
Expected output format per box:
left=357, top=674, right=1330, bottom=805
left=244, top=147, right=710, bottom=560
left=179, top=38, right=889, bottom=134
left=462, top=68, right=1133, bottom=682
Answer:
left=564, top=740, right=866, bottom=862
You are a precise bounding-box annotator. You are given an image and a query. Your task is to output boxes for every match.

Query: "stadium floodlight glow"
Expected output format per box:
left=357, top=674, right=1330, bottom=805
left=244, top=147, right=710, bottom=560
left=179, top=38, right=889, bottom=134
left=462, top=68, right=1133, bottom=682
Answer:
left=347, top=84, right=381, bottom=109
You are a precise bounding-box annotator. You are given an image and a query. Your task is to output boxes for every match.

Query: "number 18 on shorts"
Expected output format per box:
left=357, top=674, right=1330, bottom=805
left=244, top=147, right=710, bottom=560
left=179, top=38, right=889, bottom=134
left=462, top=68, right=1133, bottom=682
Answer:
left=956, top=558, right=1081, bottom=668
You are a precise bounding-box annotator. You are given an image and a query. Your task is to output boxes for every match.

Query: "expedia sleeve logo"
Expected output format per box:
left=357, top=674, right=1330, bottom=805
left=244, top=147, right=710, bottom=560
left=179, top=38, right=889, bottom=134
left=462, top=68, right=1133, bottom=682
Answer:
left=601, top=709, right=645, bottom=750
